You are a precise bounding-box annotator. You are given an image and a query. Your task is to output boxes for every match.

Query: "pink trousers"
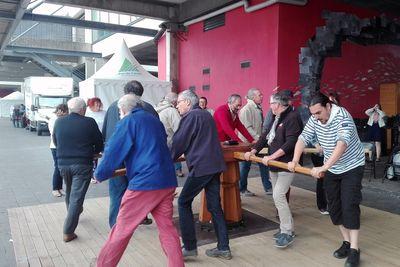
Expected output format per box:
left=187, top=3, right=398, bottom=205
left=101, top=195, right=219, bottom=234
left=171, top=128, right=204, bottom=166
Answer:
left=97, top=187, right=184, bottom=267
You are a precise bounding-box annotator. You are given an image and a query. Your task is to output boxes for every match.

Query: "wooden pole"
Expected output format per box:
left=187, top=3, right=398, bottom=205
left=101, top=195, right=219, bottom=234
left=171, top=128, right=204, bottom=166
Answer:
left=233, top=152, right=324, bottom=177
left=110, top=153, right=324, bottom=178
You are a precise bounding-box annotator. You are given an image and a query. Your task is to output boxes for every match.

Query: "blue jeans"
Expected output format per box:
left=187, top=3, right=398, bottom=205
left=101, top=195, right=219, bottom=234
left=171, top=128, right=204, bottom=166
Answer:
left=175, top=162, right=182, bottom=170
left=51, top=149, right=63, bottom=190
left=239, top=161, right=271, bottom=192
left=108, top=175, right=128, bottom=228
left=178, top=173, right=229, bottom=251
left=59, top=164, right=92, bottom=234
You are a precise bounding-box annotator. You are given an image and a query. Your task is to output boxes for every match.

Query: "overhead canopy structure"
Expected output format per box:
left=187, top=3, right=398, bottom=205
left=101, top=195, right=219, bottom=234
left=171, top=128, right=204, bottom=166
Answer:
left=79, top=40, right=171, bottom=110
left=0, top=91, right=24, bottom=117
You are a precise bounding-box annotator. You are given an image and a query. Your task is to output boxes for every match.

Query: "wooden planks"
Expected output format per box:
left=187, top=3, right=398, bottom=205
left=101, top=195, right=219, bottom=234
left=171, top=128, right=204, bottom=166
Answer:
left=7, top=179, right=400, bottom=267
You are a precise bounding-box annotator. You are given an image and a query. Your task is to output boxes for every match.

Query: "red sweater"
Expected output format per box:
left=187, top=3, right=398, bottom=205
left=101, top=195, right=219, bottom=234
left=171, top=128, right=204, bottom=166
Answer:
left=213, top=104, right=254, bottom=142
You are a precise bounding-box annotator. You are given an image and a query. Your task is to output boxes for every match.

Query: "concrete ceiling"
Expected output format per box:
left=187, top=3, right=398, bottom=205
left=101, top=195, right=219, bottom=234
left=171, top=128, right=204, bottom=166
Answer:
left=1, top=0, right=400, bottom=83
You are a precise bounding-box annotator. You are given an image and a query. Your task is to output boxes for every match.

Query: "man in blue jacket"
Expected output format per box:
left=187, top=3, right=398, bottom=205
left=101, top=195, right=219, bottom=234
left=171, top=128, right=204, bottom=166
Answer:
left=94, top=94, right=183, bottom=267
left=53, top=97, right=103, bottom=242
left=171, top=90, right=232, bottom=260
left=101, top=80, right=157, bottom=227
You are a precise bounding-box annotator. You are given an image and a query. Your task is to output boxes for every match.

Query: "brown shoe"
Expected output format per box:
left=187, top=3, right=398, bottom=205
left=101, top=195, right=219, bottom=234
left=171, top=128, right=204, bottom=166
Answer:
left=63, top=233, right=77, bottom=242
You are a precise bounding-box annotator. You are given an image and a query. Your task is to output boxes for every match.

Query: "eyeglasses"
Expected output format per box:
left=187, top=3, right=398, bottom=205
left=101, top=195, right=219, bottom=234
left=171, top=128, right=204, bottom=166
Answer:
left=269, top=102, right=277, bottom=105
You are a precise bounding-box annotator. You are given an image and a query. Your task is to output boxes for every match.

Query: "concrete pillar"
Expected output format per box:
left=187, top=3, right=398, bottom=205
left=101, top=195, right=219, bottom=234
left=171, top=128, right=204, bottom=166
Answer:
left=84, top=58, right=95, bottom=79
left=166, top=31, right=179, bottom=92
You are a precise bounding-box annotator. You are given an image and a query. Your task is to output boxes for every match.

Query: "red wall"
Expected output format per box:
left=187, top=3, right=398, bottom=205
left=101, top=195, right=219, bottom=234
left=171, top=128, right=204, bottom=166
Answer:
left=161, top=0, right=400, bottom=117
left=178, top=4, right=280, bottom=110
left=157, top=34, right=167, bottom=81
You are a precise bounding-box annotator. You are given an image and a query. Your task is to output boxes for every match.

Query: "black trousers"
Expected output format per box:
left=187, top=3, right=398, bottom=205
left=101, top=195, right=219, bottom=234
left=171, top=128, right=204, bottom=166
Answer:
left=310, top=154, right=328, bottom=210
left=324, top=166, right=364, bottom=229
left=59, top=164, right=92, bottom=234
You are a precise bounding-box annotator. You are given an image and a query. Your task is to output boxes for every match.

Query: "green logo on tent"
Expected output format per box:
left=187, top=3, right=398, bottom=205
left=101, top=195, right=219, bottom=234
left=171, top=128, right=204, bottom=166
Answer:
left=118, top=58, right=140, bottom=75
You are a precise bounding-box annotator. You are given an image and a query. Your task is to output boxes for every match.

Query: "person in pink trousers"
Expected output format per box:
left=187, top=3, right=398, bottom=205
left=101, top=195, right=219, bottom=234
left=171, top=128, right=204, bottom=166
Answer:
left=94, top=94, right=184, bottom=267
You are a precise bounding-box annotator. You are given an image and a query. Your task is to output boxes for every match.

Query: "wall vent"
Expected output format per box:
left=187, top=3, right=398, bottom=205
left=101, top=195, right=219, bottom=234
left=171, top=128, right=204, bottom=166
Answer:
left=241, top=61, right=251, bottom=68
left=202, top=68, right=210, bottom=74
left=204, top=13, right=225, bottom=32
left=202, top=85, right=210, bottom=91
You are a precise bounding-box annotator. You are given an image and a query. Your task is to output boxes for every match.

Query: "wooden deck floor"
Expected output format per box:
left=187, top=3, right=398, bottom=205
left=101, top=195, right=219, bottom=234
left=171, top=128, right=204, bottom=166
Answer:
left=8, top=179, right=400, bottom=267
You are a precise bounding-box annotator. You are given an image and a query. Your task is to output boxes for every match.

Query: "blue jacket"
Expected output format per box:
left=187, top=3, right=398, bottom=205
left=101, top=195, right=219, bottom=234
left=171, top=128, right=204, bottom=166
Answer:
left=171, top=106, right=226, bottom=177
left=102, top=99, right=159, bottom=142
left=95, top=108, right=177, bottom=191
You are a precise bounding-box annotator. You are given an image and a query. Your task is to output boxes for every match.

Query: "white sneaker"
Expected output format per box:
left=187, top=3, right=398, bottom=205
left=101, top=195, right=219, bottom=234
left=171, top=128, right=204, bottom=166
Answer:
left=52, top=190, right=62, bottom=197
left=240, top=190, right=255, bottom=197
left=319, top=209, right=329, bottom=215
left=58, top=189, right=65, bottom=196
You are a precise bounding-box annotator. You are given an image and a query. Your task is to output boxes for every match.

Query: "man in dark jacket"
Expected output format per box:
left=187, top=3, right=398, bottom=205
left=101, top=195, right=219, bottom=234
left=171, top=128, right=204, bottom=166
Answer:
left=171, top=90, right=231, bottom=260
left=243, top=92, right=302, bottom=249
left=101, top=80, right=158, bottom=228
left=53, top=97, right=103, bottom=242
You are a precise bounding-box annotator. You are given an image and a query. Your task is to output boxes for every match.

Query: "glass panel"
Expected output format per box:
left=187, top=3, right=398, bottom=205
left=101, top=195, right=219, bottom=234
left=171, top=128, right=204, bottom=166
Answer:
left=38, top=97, right=68, bottom=109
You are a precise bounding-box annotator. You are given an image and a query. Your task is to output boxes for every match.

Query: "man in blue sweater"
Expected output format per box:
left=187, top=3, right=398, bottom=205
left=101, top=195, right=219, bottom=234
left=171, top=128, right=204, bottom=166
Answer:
left=171, top=90, right=231, bottom=260
left=53, top=97, right=103, bottom=242
left=95, top=94, right=183, bottom=267
left=101, top=80, right=158, bottom=227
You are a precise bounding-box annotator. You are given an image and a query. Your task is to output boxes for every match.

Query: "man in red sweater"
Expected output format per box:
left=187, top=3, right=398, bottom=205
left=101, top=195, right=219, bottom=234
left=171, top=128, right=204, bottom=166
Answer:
left=214, top=94, right=254, bottom=143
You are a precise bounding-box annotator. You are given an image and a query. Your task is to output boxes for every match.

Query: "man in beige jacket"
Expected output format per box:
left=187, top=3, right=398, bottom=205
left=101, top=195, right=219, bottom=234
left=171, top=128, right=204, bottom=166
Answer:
left=238, top=88, right=272, bottom=196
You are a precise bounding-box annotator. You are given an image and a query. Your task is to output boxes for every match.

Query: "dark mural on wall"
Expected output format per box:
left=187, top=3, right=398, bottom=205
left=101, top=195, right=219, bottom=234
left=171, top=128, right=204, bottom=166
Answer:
left=298, top=10, right=400, bottom=108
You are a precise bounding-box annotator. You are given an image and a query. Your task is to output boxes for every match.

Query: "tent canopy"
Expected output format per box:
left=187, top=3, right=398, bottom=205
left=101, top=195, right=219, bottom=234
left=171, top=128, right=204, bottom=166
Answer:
left=79, top=40, right=171, bottom=110
left=0, top=91, right=24, bottom=117
left=2, top=91, right=24, bottom=100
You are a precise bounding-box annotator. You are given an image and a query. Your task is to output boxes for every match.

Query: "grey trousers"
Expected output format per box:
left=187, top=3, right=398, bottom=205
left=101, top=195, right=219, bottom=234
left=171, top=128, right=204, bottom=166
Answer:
left=270, top=171, right=295, bottom=234
left=59, top=164, right=92, bottom=234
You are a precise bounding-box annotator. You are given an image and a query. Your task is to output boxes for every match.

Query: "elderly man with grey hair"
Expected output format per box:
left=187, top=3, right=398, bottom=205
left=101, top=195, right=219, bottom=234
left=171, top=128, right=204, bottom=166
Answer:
left=94, top=94, right=183, bottom=267
left=171, top=90, right=231, bottom=260
left=214, top=94, right=255, bottom=143
left=243, top=91, right=302, bottom=249
left=102, top=80, right=157, bottom=228
left=53, top=97, right=103, bottom=242
left=155, top=92, right=184, bottom=176
left=238, top=88, right=272, bottom=196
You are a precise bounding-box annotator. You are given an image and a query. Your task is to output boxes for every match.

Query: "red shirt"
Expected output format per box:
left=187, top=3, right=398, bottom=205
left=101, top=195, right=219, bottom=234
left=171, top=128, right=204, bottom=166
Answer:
left=213, top=104, right=254, bottom=142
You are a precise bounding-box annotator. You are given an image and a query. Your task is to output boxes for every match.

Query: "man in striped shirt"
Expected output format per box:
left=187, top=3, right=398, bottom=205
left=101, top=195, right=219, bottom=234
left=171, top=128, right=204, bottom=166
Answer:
left=288, top=92, right=364, bottom=267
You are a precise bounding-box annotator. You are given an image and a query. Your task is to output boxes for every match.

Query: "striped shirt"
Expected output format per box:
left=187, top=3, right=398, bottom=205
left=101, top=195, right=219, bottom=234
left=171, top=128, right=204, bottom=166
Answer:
left=299, top=104, right=365, bottom=174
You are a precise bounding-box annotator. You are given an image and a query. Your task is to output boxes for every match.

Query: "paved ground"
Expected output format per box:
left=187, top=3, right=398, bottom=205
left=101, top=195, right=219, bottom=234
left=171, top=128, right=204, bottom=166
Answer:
left=0, top=118, right=109, bottom=267
left=1, top=117, right=400, bottom=266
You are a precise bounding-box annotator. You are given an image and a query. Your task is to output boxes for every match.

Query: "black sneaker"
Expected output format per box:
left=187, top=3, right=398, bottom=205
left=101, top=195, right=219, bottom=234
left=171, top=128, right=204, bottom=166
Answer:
left=345, top=249, right=360, bottom=267
left=140, top=217, right=153, bottom=225
left=333, top=241, right=350, bottom=259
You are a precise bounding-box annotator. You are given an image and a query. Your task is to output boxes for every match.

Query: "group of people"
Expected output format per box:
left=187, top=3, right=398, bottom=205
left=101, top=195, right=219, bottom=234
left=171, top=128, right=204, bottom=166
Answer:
left=49, top=79, right=365, bottom=267
left=10, top=104, right=26, bottom=128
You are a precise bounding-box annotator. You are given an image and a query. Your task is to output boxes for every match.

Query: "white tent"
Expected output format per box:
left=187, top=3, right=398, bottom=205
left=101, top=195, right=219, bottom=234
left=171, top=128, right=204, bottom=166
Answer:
left=79, top=40, right=171, bottom=110
left=0, top=91, right=24, bottom=118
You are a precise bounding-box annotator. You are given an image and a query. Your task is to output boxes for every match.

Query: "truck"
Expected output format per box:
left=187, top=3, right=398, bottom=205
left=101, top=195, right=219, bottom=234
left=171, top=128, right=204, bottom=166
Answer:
left=23, top=77, right=74, bottom=135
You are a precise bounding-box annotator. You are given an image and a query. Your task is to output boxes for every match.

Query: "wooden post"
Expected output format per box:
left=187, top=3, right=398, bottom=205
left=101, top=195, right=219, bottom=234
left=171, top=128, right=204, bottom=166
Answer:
left=198, top=143, right=251, bottom=224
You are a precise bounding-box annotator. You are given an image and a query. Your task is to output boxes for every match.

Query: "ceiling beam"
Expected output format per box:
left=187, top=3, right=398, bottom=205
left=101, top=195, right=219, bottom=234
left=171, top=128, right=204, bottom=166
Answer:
left=0, top=11, right=159, bottom=36
left=21, top=13, right=158, bottom=36
left=5, top=46, right=103, bottom=58
left=45, top=0, right=178, bottom=20
left=0, top=0, right=30, bottom=62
